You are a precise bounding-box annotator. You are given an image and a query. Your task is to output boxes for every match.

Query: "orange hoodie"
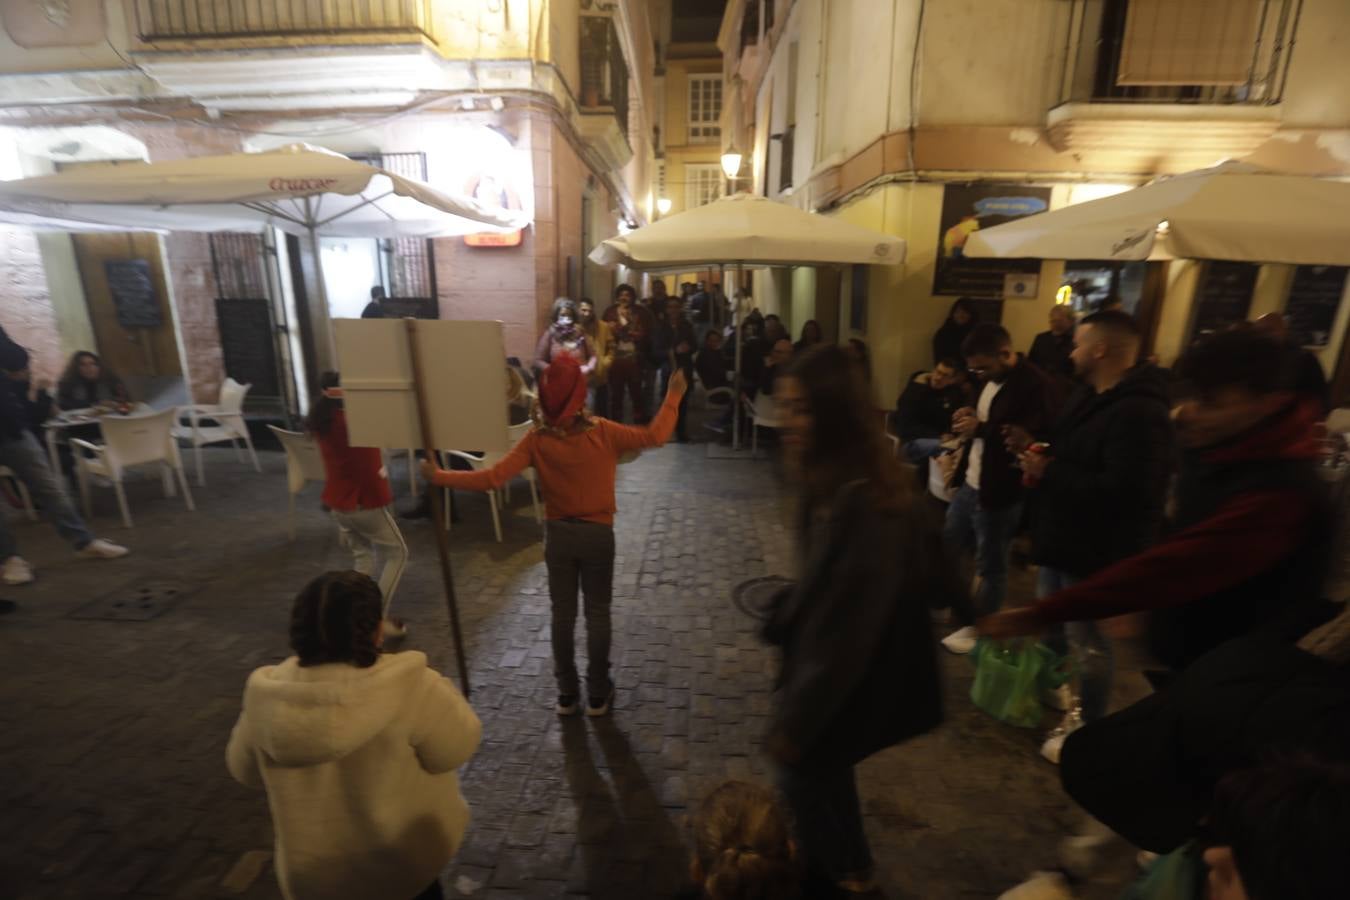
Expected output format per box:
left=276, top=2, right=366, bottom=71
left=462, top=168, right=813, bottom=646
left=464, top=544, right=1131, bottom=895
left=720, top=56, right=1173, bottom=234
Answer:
left=428, top=388, right=680, bottom=526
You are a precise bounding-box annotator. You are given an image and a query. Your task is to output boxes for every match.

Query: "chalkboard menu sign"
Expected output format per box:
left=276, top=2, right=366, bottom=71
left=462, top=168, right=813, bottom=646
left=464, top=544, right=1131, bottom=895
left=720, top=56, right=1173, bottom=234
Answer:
left=104, top=259, right=162, bottom=328
left=1286, top=265, right=1347, bottom=348
left=215, top=298, right=281, bottom=399
left=1191, top=261, right=1258, bottom=339
left=380, top=297, right=439, bottom=319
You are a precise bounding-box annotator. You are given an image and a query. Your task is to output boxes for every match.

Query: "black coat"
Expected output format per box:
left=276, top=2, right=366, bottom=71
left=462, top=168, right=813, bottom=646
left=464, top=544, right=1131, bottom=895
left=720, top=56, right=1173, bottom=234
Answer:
left=0, top=326, right=30, bottom=441
left=1061, top=635, right=1350, bottom=853
left=762, top=482, right=954, bottom=769
left=952, top=357, right=1056, bottom=510
left=1027, top=329, right=1075, bottom=380
left=1029, top=365, right=1175, bottom=578
left=893, top=370, right=967, bottom=442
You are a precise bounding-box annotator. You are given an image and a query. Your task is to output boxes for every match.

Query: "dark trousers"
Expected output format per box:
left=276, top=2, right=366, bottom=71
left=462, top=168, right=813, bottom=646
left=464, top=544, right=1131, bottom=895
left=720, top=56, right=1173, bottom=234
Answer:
left=608, top=358, right=646, bottom=423
left=544, top=519, right=616, bottom=698
left=779, top=763, right=873, bottom=883
left=410, top=879, right=443, bottom=900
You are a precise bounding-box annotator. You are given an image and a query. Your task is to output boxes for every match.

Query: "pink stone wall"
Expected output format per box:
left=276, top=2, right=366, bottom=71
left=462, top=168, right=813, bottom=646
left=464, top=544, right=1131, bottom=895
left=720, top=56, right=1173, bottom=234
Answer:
left=0, top=227, right=63, bottom=385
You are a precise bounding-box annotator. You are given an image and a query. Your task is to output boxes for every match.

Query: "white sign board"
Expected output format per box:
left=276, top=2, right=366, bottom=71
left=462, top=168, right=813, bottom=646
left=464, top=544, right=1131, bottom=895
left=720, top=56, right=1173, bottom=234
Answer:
left=334, top=319, right=510, bottom=452
left=1003, top=273, right=1039, bottom=300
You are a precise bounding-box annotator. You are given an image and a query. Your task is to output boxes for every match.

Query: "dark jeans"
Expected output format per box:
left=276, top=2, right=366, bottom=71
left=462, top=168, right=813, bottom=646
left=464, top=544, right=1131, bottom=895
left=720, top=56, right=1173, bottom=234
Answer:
left=944, top=483, right=1022, bottom=626
left=0, top=431, right=95, bottom=559
left=608, top=358, right=646, bottom=423
left=779, top=764, right=873, bottom=882
left=410, top=879, right=443, bottom=900
left=544, top=519, right=616, bottom=698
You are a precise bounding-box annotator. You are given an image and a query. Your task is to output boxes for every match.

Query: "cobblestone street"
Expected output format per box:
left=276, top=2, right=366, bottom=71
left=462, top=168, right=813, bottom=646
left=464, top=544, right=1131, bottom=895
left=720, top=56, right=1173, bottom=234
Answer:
left=1, top=443, right=1144, bottom=899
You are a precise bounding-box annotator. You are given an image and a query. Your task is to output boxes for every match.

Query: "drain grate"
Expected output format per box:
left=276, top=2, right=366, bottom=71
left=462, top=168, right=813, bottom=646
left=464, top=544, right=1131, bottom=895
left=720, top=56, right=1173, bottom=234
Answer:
left=68, top=579, right=197, bottom=621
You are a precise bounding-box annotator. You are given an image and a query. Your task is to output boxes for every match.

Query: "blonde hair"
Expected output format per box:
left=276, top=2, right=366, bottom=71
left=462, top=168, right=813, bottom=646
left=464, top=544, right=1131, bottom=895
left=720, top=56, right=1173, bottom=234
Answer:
left=692, top=782, right=799, bottom=900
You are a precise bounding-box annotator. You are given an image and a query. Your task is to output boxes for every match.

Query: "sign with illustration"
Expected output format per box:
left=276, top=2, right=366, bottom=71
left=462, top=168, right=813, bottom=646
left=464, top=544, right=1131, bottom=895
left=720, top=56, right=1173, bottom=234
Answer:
left=104, top=259, right=162, bottom=328
left=934, top=183, right=1051, bottom=297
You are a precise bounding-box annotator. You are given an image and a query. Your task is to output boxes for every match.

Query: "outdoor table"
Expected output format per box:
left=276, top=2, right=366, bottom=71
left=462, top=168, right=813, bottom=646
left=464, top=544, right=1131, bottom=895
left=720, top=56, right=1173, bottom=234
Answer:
left=42, top=404, right=152, bottom=475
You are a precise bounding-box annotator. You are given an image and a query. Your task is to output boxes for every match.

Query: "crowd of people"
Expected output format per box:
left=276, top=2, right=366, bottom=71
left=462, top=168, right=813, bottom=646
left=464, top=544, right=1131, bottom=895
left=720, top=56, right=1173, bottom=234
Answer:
left=6, top=282, right=1350, bottom=900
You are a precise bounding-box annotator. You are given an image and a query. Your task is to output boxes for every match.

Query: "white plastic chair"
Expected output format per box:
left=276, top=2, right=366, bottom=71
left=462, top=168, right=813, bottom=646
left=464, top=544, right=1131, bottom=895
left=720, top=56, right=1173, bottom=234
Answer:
left=442, top=421, right=542, bottom=542
left=269, top=426, right=327, bottom=541
left=172, top=377, right=261, bottom=486
left=72, top=408, right=194, bottom=528
left=0, top=466, right=36, bottom=521
left=742, top=391, right=784, bottom=458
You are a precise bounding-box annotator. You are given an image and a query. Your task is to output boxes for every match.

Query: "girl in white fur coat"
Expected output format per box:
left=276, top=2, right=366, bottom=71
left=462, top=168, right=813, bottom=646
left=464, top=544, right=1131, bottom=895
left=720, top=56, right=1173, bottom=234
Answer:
left=226, top=571, right=481, bottom=900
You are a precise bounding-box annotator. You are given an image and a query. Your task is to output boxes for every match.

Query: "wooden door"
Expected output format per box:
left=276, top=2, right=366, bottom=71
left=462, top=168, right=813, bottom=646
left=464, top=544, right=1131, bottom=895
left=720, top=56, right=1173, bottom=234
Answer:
left=70, top=232, right=182, bottom=379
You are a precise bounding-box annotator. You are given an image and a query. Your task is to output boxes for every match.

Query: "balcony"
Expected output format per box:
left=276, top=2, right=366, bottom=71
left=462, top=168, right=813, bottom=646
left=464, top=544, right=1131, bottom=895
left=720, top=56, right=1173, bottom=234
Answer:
left=133, top=0, right=437, bottom=43
left=577, top=16, right=633, bottom=172
left=1048, top=0, right=1293, bottom=162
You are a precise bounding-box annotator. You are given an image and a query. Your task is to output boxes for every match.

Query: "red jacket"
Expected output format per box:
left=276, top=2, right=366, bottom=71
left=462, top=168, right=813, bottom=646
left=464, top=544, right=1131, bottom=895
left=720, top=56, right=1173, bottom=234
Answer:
left=316, top=408, right=393, bottom=512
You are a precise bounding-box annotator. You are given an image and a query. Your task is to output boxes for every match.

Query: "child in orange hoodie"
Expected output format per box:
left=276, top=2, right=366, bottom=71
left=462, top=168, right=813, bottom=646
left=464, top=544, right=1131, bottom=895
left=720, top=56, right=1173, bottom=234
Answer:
left=422, top=354, right=687, bottom=716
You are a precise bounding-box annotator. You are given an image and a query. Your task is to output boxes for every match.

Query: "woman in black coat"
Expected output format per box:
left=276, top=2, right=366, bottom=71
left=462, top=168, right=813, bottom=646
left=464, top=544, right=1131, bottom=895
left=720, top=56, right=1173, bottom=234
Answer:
left=932, top=297, right=977, bottom=366
left=762, top=344, right=959, bottom=895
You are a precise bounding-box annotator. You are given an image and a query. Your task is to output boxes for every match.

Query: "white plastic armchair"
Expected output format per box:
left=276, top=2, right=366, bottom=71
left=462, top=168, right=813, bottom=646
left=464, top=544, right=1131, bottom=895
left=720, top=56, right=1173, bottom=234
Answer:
left=268, top=426, right=326, bottom=541
left=742, top=391, right=784, bottom=458
left=441, top=420, right=541, bottom=542
left=172, top=377, right=260, bottom=486
left=72, top=408, right=194, bottom=528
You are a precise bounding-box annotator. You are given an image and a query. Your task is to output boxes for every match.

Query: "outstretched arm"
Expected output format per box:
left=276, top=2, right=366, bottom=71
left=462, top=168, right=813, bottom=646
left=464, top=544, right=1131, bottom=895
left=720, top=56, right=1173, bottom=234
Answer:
left=603, top=370, right=688, bottom=453
left=422, top=433, right=535, bottom=492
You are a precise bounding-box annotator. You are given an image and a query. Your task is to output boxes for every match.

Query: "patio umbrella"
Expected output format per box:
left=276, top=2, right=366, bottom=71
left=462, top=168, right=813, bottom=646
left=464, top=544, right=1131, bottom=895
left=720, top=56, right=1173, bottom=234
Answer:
left=0, top=143, right=527, bottom=366
left=589, top=193, right=905, bottom=448
left=963, top=162, right=1350, bottom=266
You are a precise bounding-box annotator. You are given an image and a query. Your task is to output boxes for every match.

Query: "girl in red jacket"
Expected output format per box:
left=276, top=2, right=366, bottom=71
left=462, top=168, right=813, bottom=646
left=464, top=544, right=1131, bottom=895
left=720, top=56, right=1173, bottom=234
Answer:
left=307, top=372, right=409, bottom=638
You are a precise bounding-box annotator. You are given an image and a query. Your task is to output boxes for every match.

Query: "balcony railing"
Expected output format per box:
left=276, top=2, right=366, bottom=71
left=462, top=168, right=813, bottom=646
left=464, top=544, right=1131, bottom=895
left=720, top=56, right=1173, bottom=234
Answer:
left=1058, top=0, right=1301, bottom=105
left=580, top=16, right=629, bottom=138
left=134, top=0, right=435, bottom=42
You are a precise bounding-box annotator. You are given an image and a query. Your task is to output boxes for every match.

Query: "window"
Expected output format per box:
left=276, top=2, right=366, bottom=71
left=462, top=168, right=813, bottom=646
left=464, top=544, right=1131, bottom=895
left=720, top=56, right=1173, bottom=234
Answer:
left=687, top=74, right=722, bottom=143
left=685, top=163, right=723, bottom=209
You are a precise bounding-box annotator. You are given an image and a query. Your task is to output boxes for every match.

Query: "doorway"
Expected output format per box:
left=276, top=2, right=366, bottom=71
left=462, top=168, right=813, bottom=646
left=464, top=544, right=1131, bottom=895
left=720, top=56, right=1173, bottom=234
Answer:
left=69, top=232, right=185, bottom=407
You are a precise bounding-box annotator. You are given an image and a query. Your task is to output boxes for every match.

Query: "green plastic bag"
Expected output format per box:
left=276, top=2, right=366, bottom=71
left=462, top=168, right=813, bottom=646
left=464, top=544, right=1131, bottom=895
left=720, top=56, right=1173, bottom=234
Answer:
left=970, top=639, right=1047, bottom=728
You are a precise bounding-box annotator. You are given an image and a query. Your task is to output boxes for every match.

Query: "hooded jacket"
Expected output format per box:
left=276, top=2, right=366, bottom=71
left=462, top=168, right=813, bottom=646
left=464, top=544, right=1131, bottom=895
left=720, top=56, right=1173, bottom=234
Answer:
left=952, top=356, right=1057, bottom=510
left=226, top=651, right=481, bottom=900
left=893, top=370, right=969, bottom=443
left=1033, top=398, right=1334, bottom=669
left=1029, top=365, right=1175, bottom=577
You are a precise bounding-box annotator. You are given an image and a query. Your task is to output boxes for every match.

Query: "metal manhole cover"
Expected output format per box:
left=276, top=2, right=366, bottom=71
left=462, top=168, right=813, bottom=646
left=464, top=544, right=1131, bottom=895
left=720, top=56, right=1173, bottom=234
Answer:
left=68, top=579, right=197, bottom=621
left=732, top=575, right=795, bottom=621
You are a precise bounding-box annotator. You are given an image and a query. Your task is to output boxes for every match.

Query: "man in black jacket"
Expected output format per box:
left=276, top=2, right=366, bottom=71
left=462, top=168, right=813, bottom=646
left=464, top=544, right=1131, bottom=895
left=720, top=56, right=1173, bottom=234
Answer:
left=942, top=323, right=1055, bottom=654
left=893, top=357, right=969, bottom=464
left=1027, top=303, right=1076, bottom=382
left=1012, top=311, right=1175, bottom=762
left=0, top=325, right=128, bottom=589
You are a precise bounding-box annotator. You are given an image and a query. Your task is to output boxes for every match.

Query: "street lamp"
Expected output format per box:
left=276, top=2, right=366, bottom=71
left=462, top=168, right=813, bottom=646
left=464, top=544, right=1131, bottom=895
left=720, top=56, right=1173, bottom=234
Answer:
left=720, top=144, right=743, bottom=194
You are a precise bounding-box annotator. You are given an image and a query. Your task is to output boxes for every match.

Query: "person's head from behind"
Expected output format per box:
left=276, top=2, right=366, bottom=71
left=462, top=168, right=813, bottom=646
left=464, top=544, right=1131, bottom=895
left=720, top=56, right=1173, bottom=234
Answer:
left=1175, top=329, right=1298, bottom=449
left=551, top=297, right=579, bottom=329
left=948, top=297, right=976, bottom=327
left=578, top=298, right=596, bottom=325
left=614, top=283, right=636, bottom=306
left=1048, top=304, right=1075, bottom=336
left=290, top=570, right=384, bottom=668
left=1200, top=755, right=1350, bottom=900
left=799, top=320, right=822, bottom=345
left=691, top=781, right=799, bottom=900
left=778, top=344, right=904, bottom=507
left=305, top=370, right=343, bottom=435
left=963, top=323, right=1016, bottom=383
left=931, top=357, right=964, bottom=391
left=1252, top=312, right=1288, bottom=342
left=1071, top=310, right=1141, bottom=381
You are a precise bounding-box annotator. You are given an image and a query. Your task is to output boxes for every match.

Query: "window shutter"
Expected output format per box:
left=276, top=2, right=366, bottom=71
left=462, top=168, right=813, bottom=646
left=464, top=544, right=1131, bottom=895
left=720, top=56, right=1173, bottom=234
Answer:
left=1116, top=0, right=1263, bottom=86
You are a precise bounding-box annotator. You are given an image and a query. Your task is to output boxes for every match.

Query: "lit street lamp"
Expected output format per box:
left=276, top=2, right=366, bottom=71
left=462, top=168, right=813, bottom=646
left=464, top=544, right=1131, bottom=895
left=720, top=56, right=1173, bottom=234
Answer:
left=720, top=144, right=743, bottom=195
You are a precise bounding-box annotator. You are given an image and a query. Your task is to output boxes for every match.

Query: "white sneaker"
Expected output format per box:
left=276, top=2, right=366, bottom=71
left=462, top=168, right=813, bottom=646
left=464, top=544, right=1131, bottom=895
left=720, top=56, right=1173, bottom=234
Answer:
left=941, top=625, right=979, bottom=655
left=1041, top=712, right=1084, bottom=765
left=382, top=617, right=409, bottom=639
left=2, top=556, right=34, bottom=585
left=1057, top=819, right=1120, bottom=880
left=998, top=871, right=1074, bottom=900
left=78, top=539, right=129, bottom=559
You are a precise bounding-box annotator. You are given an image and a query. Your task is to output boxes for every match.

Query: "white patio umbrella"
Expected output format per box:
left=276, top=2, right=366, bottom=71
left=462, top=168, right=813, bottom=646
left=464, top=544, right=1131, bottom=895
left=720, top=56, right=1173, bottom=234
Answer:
left=963, top=162, right=1350, bottom=265
left=0, top=143, right=527, bottom=367
left=589, top=193, right=905, bottom=449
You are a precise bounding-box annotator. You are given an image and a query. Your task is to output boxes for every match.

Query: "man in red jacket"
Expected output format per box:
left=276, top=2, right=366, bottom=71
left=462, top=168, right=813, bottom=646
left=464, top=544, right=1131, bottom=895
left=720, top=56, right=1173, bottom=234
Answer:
left=980, top=328, right=1334, bottom=674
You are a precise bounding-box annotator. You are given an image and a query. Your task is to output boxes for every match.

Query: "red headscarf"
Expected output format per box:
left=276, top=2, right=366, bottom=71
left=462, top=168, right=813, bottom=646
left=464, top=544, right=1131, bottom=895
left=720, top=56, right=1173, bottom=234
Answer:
left=538, top=354, right=588, bottom=426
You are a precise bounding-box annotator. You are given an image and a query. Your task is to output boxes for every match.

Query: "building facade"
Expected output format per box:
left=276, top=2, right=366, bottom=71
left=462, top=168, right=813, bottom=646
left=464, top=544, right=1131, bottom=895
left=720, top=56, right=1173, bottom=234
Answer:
left=0, top=0, right=659, bottom=414
left=721, top=0, right=1350, bottom=405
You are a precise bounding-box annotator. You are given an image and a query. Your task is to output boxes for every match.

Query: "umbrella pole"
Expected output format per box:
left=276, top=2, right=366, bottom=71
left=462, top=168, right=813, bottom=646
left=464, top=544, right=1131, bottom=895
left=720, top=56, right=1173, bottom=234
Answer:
left=306, top=223, right=338, bottom=372
left=733, top=261, right=744, bottom=451
left=404, top=318, right=473, bottom=697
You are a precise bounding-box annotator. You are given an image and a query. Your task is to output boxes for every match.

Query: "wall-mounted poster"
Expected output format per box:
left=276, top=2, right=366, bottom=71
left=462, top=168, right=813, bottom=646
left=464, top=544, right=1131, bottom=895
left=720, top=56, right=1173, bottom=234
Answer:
left=933, top=183, right=1051, bottom=297
left=1285, top=265, right=1348, bottom=348
left=104, top=259, right=162, bottom=328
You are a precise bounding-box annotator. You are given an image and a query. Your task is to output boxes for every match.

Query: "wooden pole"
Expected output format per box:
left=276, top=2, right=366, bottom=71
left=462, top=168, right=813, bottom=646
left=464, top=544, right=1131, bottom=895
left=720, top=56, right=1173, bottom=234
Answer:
left=403, top=317, right=472, bottom=696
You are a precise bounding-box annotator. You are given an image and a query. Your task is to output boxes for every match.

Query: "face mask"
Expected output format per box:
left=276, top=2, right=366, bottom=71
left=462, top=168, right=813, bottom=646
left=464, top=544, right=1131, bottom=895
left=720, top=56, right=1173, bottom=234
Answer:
left=557, top=315, right=574, bottom=327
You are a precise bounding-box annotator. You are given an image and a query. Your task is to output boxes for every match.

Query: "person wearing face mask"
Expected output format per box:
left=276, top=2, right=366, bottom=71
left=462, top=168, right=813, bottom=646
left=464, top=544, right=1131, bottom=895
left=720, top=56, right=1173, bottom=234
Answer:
left=980, top=328, right=1336, bottom=677
left=535, top=298, right=594, bottom=376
